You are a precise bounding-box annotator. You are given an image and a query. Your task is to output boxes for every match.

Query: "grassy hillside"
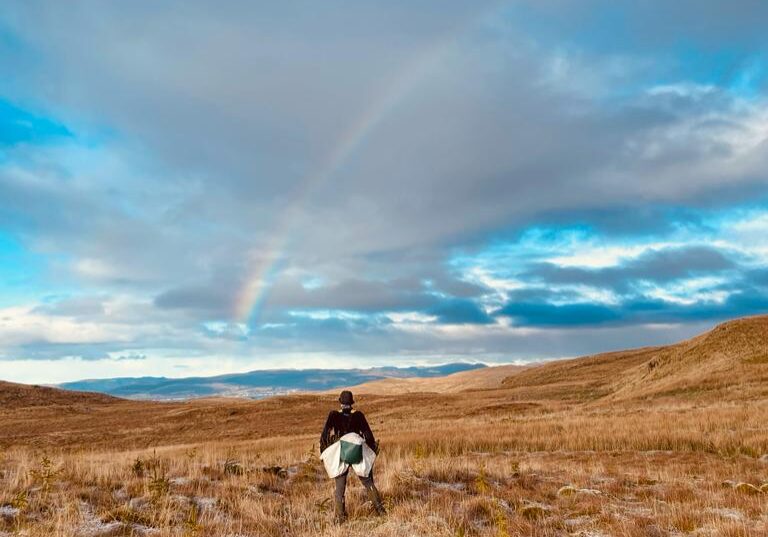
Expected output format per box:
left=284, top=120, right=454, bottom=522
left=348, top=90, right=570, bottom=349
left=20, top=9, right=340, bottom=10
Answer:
left=333, top=364, right=527, bottom=395
left=0, top=381, right=117, bottom=408
left=1, top=316, right=767, bottom=535
left=499, top=314, right=768, bottom=403
left=335, top=316, right=768, bottom=402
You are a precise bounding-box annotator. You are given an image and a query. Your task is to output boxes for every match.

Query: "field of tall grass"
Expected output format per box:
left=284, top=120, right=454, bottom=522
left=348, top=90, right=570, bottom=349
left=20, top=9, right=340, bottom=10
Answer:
left=2, top=400, right=767, bottom=536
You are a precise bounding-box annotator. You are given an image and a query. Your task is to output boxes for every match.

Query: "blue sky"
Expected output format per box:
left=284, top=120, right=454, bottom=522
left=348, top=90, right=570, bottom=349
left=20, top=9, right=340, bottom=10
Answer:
left=1, top=1, right=768, bottom=383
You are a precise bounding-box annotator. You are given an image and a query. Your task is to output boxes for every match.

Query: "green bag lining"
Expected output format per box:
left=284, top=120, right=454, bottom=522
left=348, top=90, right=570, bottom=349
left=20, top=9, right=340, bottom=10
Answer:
left=340, top=440, right=363, bottom=464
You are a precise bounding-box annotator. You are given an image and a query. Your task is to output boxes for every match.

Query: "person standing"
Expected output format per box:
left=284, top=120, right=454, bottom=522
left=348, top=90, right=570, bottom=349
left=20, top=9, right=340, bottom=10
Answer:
left=320, top=390, right=386, bottom=523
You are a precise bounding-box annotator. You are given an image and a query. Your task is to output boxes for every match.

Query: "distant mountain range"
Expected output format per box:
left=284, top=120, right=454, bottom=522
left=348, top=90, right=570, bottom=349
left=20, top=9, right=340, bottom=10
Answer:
left=57, top=362, right=486, bottom=400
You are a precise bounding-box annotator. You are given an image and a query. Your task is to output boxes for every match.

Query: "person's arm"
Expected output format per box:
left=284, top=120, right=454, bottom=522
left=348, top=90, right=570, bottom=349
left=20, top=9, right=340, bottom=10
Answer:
left=320, top=411, right=335, bottom=453
left=356, top=411, right=377, bottom=452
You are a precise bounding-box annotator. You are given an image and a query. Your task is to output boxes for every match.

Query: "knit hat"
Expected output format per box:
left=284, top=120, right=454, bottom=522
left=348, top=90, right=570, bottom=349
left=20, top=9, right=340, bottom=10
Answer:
left=338, top=390, right=354, bottom=405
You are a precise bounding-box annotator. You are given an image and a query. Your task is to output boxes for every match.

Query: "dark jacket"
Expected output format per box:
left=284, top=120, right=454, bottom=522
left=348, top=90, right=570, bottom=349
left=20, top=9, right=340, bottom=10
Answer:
left=320, top=409, right=376, bottom=453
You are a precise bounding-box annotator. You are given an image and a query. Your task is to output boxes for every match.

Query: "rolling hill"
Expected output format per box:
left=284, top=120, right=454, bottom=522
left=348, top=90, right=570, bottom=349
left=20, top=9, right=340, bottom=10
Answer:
left=0, top=380, right=117, bottom=408
left=333, top=363, right=528, bottom=394
left=499, top=314, right=768, bottom=402
left=1, top=315, right=767, bottom=450
left=608, top=314, right=768, bottom=400
left=330, top=315, right=768, bottom=403
left=57, top=362, right=485, bottom=400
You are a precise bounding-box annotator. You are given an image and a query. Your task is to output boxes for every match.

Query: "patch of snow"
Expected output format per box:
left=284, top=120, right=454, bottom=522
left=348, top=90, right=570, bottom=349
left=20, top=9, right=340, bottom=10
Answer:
left=706, top=507, right=744, bottom=521
left=77, top=519, right=123, bottom=537
left=128, top=497, right=149, bottom=510
left=424, top=478, right=466, bottom=492
left=194, top=497, right=217, bottom=511
left=564, top=515, right=593, bottom=528
left=0, top=505, right=20, bottom=518
left=558, top=485, right=602, bottom=496
left=130, top=525, right=159, bottom=536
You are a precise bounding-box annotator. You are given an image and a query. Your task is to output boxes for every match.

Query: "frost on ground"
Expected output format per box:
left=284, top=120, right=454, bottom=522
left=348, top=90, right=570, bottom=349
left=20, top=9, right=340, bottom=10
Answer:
left=1, top=445, right=767, bottom=536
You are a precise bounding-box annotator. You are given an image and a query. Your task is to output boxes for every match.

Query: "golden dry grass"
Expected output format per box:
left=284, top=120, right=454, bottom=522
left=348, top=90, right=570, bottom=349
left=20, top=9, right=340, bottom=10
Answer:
left=2, top=402, right=767, bottom=536
left=333, top=364, right=528, bottom=395
left=1, top=316, right=768, bottom=535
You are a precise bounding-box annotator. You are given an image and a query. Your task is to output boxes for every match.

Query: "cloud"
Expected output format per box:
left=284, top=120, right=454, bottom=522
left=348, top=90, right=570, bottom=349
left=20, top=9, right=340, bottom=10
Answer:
left=0, top=304, right=130, bottom=349
left=497, top=280, right=768, bottom=329
left=498, top=302, right=620, bottom=327
left=0, top=2, right=767, bottom=381
left=426, top=298, right=494, bottom=325
left=265, top=278, right=435, bottom=313
left=32, top=296, right=107, bottom=318
left=154, top=285, right=234, bottom=315
left=523, top=246, right=738, bottom=293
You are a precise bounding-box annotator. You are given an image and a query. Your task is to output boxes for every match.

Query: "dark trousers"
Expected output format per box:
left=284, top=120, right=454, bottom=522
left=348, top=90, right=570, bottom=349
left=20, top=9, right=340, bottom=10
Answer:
left=335, top=469, right=375, bottom=505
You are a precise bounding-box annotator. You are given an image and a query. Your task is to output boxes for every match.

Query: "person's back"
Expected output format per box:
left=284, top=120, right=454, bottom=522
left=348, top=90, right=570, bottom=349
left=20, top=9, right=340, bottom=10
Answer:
left=320, top=390, right=385, bottom=523
left=320, top=407, right=376, bottom=453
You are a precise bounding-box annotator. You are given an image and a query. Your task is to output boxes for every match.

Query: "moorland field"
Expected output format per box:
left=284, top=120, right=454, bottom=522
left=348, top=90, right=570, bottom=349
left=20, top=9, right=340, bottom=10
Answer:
left=1, top=316, right=768, bottom=536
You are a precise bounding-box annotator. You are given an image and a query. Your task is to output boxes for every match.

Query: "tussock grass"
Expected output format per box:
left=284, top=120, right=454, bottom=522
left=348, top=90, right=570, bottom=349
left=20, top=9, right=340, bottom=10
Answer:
left=1, top=401, right=767, bottom=536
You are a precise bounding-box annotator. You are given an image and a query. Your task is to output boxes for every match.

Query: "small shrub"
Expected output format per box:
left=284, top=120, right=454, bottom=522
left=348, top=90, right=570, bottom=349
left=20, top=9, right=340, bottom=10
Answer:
left=518, top=503, right=548, bottom=520
left=183, top=504, right=201, bottom=537
left=148, top=466, right=170, bottom=502
left=131, top=457, right=145, bottom=478
left=493, top=503, right=510, bottom=537
left=261, top=465, right=287, bottom=478
left=29, top=456, right=59, bottom=494
left=296, top=444, right=321, bottom=483
left=10, top=490, right=28, bottom=511
left=223, top=448, right=245, bottom=476
left=475, top=464, right=490, bottom=495
left=734, top=482, right=762, bottom=495
left=314, top=497, right=332, bottom=514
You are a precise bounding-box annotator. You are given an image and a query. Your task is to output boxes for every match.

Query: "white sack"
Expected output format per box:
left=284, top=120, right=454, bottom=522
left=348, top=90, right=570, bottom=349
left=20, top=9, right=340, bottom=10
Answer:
left=320, top=432, right=377, bottom=479
left=320, top=441, right=346, bottom=478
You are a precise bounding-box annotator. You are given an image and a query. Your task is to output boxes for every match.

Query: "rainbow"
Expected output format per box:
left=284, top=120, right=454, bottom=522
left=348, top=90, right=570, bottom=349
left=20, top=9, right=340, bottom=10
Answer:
left=233, top=4, right=503, bottom=323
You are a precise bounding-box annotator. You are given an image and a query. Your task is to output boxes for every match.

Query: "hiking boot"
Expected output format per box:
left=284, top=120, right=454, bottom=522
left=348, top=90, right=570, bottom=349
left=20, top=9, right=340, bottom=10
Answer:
left=334, top=499, right=348, bottom=524
left=367, top=486, right=386, bottom=516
